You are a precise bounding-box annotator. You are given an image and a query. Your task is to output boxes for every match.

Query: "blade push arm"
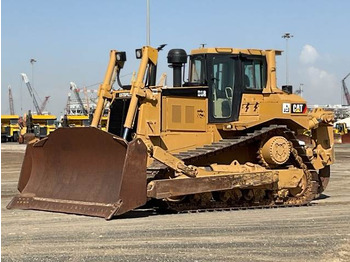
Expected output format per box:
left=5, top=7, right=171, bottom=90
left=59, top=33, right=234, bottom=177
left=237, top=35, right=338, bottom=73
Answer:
left=122, top=46, right=158, bottom=139
left=91, top=50, right=126, bottom=127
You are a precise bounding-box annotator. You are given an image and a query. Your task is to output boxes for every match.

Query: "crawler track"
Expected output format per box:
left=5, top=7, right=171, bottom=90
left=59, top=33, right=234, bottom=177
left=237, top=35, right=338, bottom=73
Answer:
left=177, top=202, right=312, bottom=215
left=147, top=125, right=319, bottom=212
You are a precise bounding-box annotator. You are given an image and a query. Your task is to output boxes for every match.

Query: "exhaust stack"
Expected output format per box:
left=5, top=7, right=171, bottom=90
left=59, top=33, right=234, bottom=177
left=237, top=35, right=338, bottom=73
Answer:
left=167, top=49, right=187, bottom=87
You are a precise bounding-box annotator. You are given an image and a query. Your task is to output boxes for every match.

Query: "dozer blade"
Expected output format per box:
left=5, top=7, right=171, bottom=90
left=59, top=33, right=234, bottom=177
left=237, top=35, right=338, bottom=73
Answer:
left=7, top=127, right=148, bottom=220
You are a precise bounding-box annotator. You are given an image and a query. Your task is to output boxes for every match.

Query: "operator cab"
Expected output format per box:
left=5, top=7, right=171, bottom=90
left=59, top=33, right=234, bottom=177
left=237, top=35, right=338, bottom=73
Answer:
left=185, top=48, right=267, bottom=123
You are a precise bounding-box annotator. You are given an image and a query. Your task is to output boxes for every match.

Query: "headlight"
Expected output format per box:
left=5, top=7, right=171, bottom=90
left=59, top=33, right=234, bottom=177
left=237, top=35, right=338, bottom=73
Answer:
left=135, top=48, right=142, bottom=59
left=116, top=52, right=126, bottom=62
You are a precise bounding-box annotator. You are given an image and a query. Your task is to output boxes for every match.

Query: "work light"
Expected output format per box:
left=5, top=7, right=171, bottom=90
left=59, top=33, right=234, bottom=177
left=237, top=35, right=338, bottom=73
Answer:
left=116, top=52, right=126, bottom=62
left=135, top=48, right=142, bottom=59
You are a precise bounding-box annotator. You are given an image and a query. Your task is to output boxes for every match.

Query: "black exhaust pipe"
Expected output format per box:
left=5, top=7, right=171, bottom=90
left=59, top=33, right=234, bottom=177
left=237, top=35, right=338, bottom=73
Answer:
left=167, top=49, right=187, bottom=87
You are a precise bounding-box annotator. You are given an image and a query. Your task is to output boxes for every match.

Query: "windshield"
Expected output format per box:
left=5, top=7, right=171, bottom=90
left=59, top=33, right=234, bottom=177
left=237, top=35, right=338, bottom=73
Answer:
left=10, top=119, right=18, bottom=125
left=47, top=119, right=55, bottom=125
left=83, top=120, right=90, bottom=126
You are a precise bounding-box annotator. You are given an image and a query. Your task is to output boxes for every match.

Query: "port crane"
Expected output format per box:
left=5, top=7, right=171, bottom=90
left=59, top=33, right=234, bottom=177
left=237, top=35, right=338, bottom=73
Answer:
left=8, top=85, right=15, bottom=115
left=69, top=82, right=88, bottom=115
left=21, top=73, right=42, bottom=115
left=342, top=73, right=350, bottom=106
left=40, top=96, right=51, bottom=113
left=21, top=73, right=51, bottom=114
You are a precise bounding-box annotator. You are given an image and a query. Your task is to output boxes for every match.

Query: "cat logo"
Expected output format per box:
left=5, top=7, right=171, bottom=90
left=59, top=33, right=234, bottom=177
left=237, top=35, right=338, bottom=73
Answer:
left=291, top=103, right=307, bottom=113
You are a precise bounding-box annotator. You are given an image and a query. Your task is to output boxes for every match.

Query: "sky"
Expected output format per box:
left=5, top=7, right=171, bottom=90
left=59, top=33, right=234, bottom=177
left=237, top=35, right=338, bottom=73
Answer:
left=2, top=0, right=350, bottom=117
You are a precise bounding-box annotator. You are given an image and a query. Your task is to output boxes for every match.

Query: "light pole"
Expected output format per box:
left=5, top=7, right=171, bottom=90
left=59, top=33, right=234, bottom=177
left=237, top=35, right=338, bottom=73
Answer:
left=30, top=58, right=37, bottom=112
left=282, top=33, right=293, bottom=85
left=146, top=0, right=150, bottom=46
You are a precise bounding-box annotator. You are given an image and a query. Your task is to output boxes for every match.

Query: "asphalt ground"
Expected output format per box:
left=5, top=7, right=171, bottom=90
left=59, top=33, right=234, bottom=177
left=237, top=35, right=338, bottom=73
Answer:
left=1, top=143, right=350, bottom=262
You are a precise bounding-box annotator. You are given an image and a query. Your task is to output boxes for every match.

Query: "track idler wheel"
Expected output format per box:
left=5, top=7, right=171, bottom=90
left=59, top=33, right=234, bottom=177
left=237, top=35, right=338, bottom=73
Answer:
left=261, top=136, right=291, bottom=167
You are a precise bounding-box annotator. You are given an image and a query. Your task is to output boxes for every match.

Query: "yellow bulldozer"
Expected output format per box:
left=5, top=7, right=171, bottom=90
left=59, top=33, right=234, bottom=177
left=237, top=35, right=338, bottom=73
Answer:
left=8, top=46, right=334, bottom=219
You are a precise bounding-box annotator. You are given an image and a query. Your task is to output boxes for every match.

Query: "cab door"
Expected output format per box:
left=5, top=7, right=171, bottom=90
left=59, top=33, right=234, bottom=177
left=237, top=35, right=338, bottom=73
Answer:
left=207, top=55, right=240, bottom=123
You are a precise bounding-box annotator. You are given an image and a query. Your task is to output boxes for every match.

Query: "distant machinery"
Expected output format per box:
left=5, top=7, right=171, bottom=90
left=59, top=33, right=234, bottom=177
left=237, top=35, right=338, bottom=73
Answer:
left=65, top=93, right=72, bottom=115
left=2, top=85, right=19, bottom=142
left=20, top=73, right=51, bottom=114
left=342, top=73, right=350, bottom=106
left=83, top=87, right=90, bottom=114
left=65, top=82, right=98, bottom=115
left=309, top=104, right=350, bottom=122
left=70, top=82, right=88, bottom=115
left=8, top=85, right=15, bottom=115
left=21, top=73, right=42, bottom=115
left=40, top=96, right=51, bottom=113
left=294, top=83, right=303, bottom=97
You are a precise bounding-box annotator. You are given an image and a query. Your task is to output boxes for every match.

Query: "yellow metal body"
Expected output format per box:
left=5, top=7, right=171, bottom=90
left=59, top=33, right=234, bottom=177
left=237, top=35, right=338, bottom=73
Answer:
left=124, top=46, right=158, bottom=131
left=65, top=115, right=90, bottom=127
left=88, top=46, right=334, bottom=193
left=109, top=47, right=334, bottom=172
left=91, top=50, right=119, bottom=127
left=31, top=115, right=57, bottom=136
left=100, top=116, right=108, bottom=131
left=1, top=115, right=20, bottom=141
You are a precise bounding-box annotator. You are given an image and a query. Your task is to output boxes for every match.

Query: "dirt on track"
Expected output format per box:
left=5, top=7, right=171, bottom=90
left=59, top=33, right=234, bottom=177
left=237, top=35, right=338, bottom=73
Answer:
left=1, top=143, right=350, bottom=262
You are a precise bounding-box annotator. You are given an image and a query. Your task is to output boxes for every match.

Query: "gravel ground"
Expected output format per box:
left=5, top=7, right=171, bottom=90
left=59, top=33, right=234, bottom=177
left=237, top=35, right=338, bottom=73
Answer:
left=1, top=143, right=350, bottom=262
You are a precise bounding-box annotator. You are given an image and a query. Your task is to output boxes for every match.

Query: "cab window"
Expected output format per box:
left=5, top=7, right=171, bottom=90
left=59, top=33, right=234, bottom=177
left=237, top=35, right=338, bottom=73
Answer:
left=243, top=59, right=266, bottom=90
left=83, top=120, right=90, bottom=126
left=189, top=56, right=205, bottom=85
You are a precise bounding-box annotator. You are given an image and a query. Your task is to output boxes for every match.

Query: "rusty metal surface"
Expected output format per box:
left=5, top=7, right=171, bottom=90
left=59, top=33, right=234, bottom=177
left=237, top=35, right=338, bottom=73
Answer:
left=147, top=171, right=277, bottom=199
left=17, top=142, right=34, bottom=192
left=318, top=165, right=331, bottom=193
left=7, top=127, right=148, bottom=219
left=23, top=133, right=36, bottom=144
left=341, top=133, right=350, bottom=143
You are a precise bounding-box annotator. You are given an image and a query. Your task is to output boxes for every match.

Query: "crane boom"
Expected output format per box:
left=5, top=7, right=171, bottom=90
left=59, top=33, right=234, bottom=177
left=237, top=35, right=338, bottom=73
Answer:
left=342, top=73, right=350, bottom=106
left=65, top=93, right=71, bottom=115
left=70, top=82, right=88, bottom=115
left=40, top=96, right=50, bottom=113
left=83, top=87, right=90, bottom=114
left=8, top=85, right=15, bottom=115
left=21, top=73, right=42, bottom=115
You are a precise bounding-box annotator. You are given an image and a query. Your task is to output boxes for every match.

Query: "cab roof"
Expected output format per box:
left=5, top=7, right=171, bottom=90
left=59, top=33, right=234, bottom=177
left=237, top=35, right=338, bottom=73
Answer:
left=66, top=115, right=89, bottom=120
left=31, top=114, right=57, bottom=120
left=190, top=47, right=282, bottom=56
left=1, top=115, right=20, bottom=119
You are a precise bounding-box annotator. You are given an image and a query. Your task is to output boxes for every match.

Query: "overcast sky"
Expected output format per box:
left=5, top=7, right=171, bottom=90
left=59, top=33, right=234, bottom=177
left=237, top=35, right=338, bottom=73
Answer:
left=2, top=0, right=350, bottom=117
